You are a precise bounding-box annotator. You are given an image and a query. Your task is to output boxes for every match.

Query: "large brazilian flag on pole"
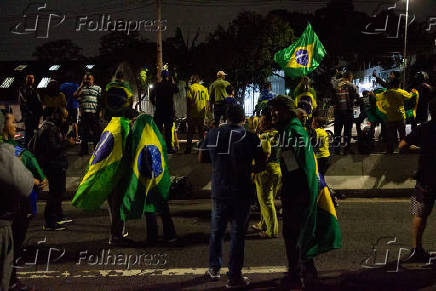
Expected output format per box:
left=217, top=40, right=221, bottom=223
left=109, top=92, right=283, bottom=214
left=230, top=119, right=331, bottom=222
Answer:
left=120, top=114, right=171, bottom=220
left=72, top=117, right=130, bottom=210
left=274, top=23, right=326, bottom=79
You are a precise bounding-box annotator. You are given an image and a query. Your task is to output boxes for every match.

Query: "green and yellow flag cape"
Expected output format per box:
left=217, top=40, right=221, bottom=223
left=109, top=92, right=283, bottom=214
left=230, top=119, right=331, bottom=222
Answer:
left=274, top=23, right=326, bottom=79
left=282, top=117, right=341, bottom=259
left=72, top=117, right=130, bottom=210
left=120, top=114, right=171, bottom=220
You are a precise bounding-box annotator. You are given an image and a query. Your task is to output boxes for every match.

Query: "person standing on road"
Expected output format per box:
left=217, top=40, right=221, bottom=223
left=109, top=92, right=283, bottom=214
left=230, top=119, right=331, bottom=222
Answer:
left=382, top=77, right=418, bottom=153
left=18, top=74, right=43, bottom=146
left=104, top=71, right=134, bottom=120
left=331, top=72, right=359, bottom=154
left=185, top=74, right=209, bottom=154
left=269, top=95, right=321, bottom=289
left=0, top=110, right=35, bottom=291
left=252, top=106, right=281, bottom=239
left=399, top=98, right=436, bottom=263
left=34, top=108, right=73, bottom=231
left=150, top=70, right=179, bottom=154
left=209, top=71, right=230, bottom=126
left=2, top=110, right=48, bottom=289
left=74, top=73, right=102, bottom=156
left=199, top=104, right=267, bottom=289
left=60, top=81, right=80, bottom=142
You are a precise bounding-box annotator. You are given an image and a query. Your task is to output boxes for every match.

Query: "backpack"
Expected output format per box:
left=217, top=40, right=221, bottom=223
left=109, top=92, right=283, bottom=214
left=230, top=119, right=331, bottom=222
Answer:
left=27, top=121, right=53, bottom=163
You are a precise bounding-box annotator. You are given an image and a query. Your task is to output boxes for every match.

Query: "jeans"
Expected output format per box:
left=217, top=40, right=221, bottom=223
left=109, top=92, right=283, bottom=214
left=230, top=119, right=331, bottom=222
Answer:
left=79, top=112, right=99, bottom=153
left=108, top=191, right=125, bottom=238
left=145, top=199, right=176, bottom=241
left=24, top=116, right=40, bottom=147
left=334, top=111, right=354, bottom=153
left=209, top=199, right=250, bottom=279
left=0, top=225, right=13, bottom=291
left=213, top=103, right=226, bottom=126
left=281, top=169, right=311, bottom=276
left=385, top=120, right=406, bottom=153
left=154, top=113, right=174, bottom=152
left=186, top=116, right=204, bottom=152
left=44, top=167, right=66, bottom=226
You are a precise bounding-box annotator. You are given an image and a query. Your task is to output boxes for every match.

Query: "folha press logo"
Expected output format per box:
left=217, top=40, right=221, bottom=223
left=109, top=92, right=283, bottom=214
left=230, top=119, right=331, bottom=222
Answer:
left=362, top=1, right=436, bottom=38
left=10, top=2, right=66, bottom=39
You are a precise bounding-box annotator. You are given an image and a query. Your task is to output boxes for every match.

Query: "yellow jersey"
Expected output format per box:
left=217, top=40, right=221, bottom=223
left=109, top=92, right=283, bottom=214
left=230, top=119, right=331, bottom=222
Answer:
left=187, top=83, right=209, bottom=118
left=314, top=128, right=330, bottom=158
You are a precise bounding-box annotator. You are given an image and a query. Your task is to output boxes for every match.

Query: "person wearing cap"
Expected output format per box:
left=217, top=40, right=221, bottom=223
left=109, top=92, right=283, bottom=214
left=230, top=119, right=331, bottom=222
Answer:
left=209, top=71, right=230, bottom=126
left=150, top=70, right=179, bottom=153
left=269, top=95, right=320, bottom=288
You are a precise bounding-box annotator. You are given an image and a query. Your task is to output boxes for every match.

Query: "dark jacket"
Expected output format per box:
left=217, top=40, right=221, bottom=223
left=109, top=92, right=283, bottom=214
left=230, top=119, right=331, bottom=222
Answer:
left=18, top=85, right=43, bottom=120
left=35, top=120, right=69, bottom=169
left=151, top=80, right=179, bottom=117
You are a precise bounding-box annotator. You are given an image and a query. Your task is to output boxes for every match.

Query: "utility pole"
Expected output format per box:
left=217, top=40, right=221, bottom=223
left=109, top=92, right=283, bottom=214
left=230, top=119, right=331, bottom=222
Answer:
left=402, top=0, right=409, bottom=88
left=156, top=0, right=163, bottom=82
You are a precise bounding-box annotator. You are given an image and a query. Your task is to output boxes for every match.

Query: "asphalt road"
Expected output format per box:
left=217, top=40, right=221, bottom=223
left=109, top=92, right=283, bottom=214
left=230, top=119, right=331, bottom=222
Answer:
left=17, top=198, right=436, bottom=291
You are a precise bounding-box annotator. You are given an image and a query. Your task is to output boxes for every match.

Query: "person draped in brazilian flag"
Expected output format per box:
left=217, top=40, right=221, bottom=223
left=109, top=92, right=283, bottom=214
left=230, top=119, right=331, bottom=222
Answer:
left=269, top=95, right=341, bottom=289
left=72, top=117, right=131, bottom=245
left=120, top=114, right=177, bottom=244
left=274, top=23, right=326, bottom=79
left=104, top=71, right=134, bottom=120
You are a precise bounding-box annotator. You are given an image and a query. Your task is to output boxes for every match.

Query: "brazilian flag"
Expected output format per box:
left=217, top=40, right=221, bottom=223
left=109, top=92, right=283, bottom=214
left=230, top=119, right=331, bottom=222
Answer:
left=72, top=117, right=130, bottom=210
left=120, top=114, right=171, bottom=220
left=281, top=118, right=341, bottom=259
left=274, top=23, right=326, bottom=79
left=369, top=88, right=388, bottom=124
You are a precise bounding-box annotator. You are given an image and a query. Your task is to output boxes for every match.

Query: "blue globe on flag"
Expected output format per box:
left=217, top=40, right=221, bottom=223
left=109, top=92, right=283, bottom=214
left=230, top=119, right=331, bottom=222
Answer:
left=91, top=131, right=114, bottom=165
left=295, top=49, right=310, bottom=66
left=137, top=145, right=163, bottom=179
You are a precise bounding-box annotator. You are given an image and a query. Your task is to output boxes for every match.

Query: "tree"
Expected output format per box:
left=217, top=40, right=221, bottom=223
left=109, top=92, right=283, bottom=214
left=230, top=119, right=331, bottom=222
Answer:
left=33, top=39, right=85, bottom=62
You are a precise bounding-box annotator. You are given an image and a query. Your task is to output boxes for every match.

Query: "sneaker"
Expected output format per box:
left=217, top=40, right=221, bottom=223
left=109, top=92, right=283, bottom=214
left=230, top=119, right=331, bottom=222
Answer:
left=401, top=248, right=430, bottom=263
left=108, top=236, right=135, bottom=247
left=251, top=224, right=263, bottom=232
left=205, top=269, right=221, bottom=281
left=43, top=223, right=66, bottom=231
left=56, top=217, right=72, bottom=224
left=226, top=276, right=250, bottom=289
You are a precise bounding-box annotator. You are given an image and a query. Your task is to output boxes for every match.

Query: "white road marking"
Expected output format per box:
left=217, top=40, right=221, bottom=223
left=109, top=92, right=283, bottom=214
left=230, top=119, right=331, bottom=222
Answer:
left=18, top=266, right=288, bottom=279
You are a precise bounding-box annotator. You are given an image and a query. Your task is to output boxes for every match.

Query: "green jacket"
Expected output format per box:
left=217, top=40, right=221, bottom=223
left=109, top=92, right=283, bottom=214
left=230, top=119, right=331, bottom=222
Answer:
left=209, top=78, right=230, bottom=104
left=4, top=139, right=46, bottom=181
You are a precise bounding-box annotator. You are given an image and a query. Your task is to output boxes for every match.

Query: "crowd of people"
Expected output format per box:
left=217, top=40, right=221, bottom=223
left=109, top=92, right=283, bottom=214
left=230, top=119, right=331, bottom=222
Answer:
left=0, top=66, right=435, bottom=290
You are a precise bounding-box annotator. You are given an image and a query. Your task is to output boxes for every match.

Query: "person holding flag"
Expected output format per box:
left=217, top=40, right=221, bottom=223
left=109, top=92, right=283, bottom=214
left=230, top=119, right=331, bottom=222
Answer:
left=269, top=95, right=341, bottom=288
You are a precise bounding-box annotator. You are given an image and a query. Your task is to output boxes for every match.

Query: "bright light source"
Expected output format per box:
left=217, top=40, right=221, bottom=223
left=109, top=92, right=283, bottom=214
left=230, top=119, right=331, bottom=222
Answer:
left=0, top=77, right=15, bottom=88
left=149, top=84, right=154, bottom=88
left=37, top=77, right=51, bottom=88
left=14, top=65, right=27, bottom=71
left=286, top=88, right=290, bottom=95
left=49, top=65, right=60, bottom=71
left=85, top=64, right=95, bottom=69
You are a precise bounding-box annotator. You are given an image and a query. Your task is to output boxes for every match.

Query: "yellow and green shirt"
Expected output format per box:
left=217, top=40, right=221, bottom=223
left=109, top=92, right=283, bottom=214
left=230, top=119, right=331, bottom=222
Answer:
left=209, top=79, right=230, bottom=104
left=314, top=128, right=330, bottom=159
left=187, top=83, right=209, bottom=118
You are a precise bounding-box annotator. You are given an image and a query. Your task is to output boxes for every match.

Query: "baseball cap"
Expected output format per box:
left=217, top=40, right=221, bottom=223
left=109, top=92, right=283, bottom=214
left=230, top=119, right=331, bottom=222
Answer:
left=217, top=71, right=227, bottom=77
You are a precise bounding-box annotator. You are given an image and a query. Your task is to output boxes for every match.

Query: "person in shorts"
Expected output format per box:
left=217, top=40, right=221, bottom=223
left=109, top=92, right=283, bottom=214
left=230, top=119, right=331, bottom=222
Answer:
left=399, top=98, right=436, bottom=262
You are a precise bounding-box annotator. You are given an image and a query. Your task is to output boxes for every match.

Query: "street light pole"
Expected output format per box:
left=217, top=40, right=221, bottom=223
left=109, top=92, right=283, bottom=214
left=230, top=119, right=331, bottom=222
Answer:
left=402, top=0, right=409, bottom=88
left=156, top=0, right=163, bottom=83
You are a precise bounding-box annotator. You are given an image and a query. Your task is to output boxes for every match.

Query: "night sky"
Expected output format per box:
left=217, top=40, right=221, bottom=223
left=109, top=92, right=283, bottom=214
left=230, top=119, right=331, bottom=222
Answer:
left=0, top=0, right=435, bottom=61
